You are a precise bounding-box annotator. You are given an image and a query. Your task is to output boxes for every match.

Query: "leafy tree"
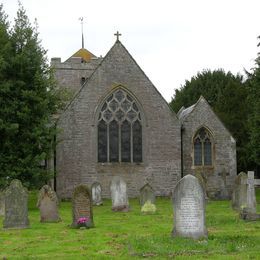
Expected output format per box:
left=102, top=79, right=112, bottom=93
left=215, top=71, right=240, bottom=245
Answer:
left=169, top=69, right=250, bottom=172
left=0, top=4, right=62, bottom=188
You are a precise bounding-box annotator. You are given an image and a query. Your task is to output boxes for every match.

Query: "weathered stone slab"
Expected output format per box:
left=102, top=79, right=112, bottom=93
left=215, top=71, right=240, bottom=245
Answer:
left=37, top=185, right=60, bottom=222
left=139, top=183, right=155, bottom=206
left=110, top=176, right=129, bottom=212
left=71, top=185, right=94, bottom=227
left=0, top=190, right=5, bottom=217
left=232, top=172, right=247, bottom=211
left=3, top=179, right=29, bottom=229
left=91, top=182, right=103, bottom=206
left=239, top=171, right=260, bottom=220
left=172, top=174, right=207, bottom=239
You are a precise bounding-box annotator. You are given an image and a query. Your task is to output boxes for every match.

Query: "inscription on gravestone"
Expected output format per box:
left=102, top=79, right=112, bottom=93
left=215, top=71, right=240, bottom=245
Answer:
left=179, top=195, right=202, bottom=233
left=172, top=174, right=207, bottom=239
left=3, top=179, right=30, bottom=229
left=71, top=185, right=94, bottom=227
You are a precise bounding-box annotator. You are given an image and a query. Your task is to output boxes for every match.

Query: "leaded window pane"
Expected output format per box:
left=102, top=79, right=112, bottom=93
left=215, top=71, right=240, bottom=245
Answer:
left=204, top=138, right=212, bottom=165
left=98, top=120, right=107, bottom=162
left=115, top=109, right=124, bottom=121
left=121, top=120, right=131, bottom=162
left=133, top=121, right=142, bottom=162
left=109, top=120, right=119, bottom=162
left=98, top=88, right=142, bottom=163
left=122, top=100, right=131, bottom=111
left=194, top=138, right=202, bottom=165
left=127, top=110, right=137, bottom=121
left=115, top=89, right=124, bottom=102
left=109, top=100, right=118, bottom=111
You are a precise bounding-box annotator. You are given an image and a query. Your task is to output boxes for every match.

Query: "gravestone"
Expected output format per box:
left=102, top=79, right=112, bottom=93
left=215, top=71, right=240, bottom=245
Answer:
left=218, top=170, right=230, bottom=199
left=91, top=182, right=103, bottom=206
left=231, top=172, right=247, bottom=211
left=3, top=179, right=29, bottom=229
left=110, top=176, right=129, bottom=212
left=71, top=184, right=94, bottom=227
left=240, top=171, right=260, bottom=220
left=37, top=185, right=60, bottom=222
left=0, top=190, right=5, bottom=216
left=172, top=174, right=207, bottom=239
left=139, top=183, right=155, bottom=206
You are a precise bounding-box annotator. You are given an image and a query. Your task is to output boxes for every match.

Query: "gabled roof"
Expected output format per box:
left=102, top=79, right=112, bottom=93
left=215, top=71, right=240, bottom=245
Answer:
left=58, top=39, right=179, bottom=122
left=177, top=96, right=235, bottom=139
left=66, top=48, right=97, bottom=62
left=177, top=104, right=196, bottom=121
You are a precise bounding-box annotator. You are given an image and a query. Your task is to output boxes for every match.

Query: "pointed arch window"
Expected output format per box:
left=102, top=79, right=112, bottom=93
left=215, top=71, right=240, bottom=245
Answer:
left=193, top=127, right=212, bottom=166
left=98, top=89, right=142, bottom=163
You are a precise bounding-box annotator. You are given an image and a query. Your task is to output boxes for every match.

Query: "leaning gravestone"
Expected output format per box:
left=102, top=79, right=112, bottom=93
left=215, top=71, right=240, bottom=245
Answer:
left=91, top=182, right=103, bottom=206
left=110, top=176, right=129, bottom=212
left=172, top=174, right=207, bottom=239
left=37, top=185, right=60, bottom=222
left=3, top=179, right=29, bottom=229
left=139, top=183, right=155, bottom=206
left=71, top=184, right=94, bottom=227
left=231, top=172, right=247, bottom=211
left=0, top=190, right=5, bottom=216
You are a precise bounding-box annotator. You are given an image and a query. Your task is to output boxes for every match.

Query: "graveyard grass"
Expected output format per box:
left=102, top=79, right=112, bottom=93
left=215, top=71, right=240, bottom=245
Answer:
left=1, top=190, right=260, bottom=259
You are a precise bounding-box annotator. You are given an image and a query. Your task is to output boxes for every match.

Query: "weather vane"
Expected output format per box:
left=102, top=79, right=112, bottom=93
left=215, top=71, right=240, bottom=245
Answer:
left=79, top=17, right=85, bottom=49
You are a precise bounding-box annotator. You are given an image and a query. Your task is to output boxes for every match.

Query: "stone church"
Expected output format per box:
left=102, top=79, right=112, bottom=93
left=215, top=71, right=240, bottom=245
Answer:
left=51, top=34, right=237, bottom=200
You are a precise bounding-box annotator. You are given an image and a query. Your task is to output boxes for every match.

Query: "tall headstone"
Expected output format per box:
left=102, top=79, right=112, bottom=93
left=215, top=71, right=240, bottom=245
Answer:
left=231, top=172, right=247, bottom=211
left=110, top=176, right=129, bottom=212
left=240, top=171, right=260, bottom=220
left=172, top=174, right=207, bottom=239
left=3, top=179, right=29, bottom=229
left=139, top=183, right=155, bottom=206
left=91, top=182, right=103, bottom=206
left=71, top=185, right=94, bottom=227
left=37, top=185, right=60, bottom=222
left=0, top=190, right=5, bottom=216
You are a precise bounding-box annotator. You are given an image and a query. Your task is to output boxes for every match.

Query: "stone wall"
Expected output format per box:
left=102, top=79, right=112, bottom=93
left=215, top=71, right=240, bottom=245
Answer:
left=55, top=41, right=181, bottom=199
left=51, top=57, right=102, bottom=95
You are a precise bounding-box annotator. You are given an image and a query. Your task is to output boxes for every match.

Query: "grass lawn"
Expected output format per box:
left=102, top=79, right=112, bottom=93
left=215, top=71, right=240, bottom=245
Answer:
left=1, top=190, right=260, bottom=259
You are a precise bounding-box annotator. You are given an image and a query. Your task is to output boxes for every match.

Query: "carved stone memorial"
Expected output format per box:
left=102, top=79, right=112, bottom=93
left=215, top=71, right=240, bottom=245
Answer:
left=37, top=185, right=60, bottom=222
left=139, top=183, right=155, bottom=206
left=91, top=182, right=103, bottom=206
left=240, top=171, right=260, bottom=220
left=71, top=184, right=94, bottom=227
left=110, top=176, right=129, bottom=212
left=3, top=179, right=30, bottom=229
left=172, top=174, right=207, bottom=239
left=231, top=172, right=248, bottom=211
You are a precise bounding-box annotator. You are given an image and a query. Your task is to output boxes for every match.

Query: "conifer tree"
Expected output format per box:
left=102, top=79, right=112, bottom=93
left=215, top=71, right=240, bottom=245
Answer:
left=0, top=4, right=62, bottom=188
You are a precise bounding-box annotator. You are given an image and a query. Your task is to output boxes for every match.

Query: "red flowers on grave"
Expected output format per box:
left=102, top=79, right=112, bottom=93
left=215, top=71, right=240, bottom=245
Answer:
left=77, top=217, right=90, bottom=228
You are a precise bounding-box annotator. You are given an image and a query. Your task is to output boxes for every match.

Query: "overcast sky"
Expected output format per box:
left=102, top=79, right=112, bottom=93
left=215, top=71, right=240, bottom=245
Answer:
left=1, top=0, right=260, bottom=101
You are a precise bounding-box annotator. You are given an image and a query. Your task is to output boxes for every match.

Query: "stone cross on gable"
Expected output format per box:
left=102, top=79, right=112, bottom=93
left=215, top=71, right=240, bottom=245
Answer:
left=242, top=171, right=260, bottom=214
left=114, top=31, right=122, bottom=41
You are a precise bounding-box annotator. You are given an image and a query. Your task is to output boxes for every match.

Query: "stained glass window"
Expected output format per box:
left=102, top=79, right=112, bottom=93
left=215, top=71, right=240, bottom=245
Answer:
left=193, top=127, right=213, bottom=166
left=97, top=88, right=142, bottom=163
